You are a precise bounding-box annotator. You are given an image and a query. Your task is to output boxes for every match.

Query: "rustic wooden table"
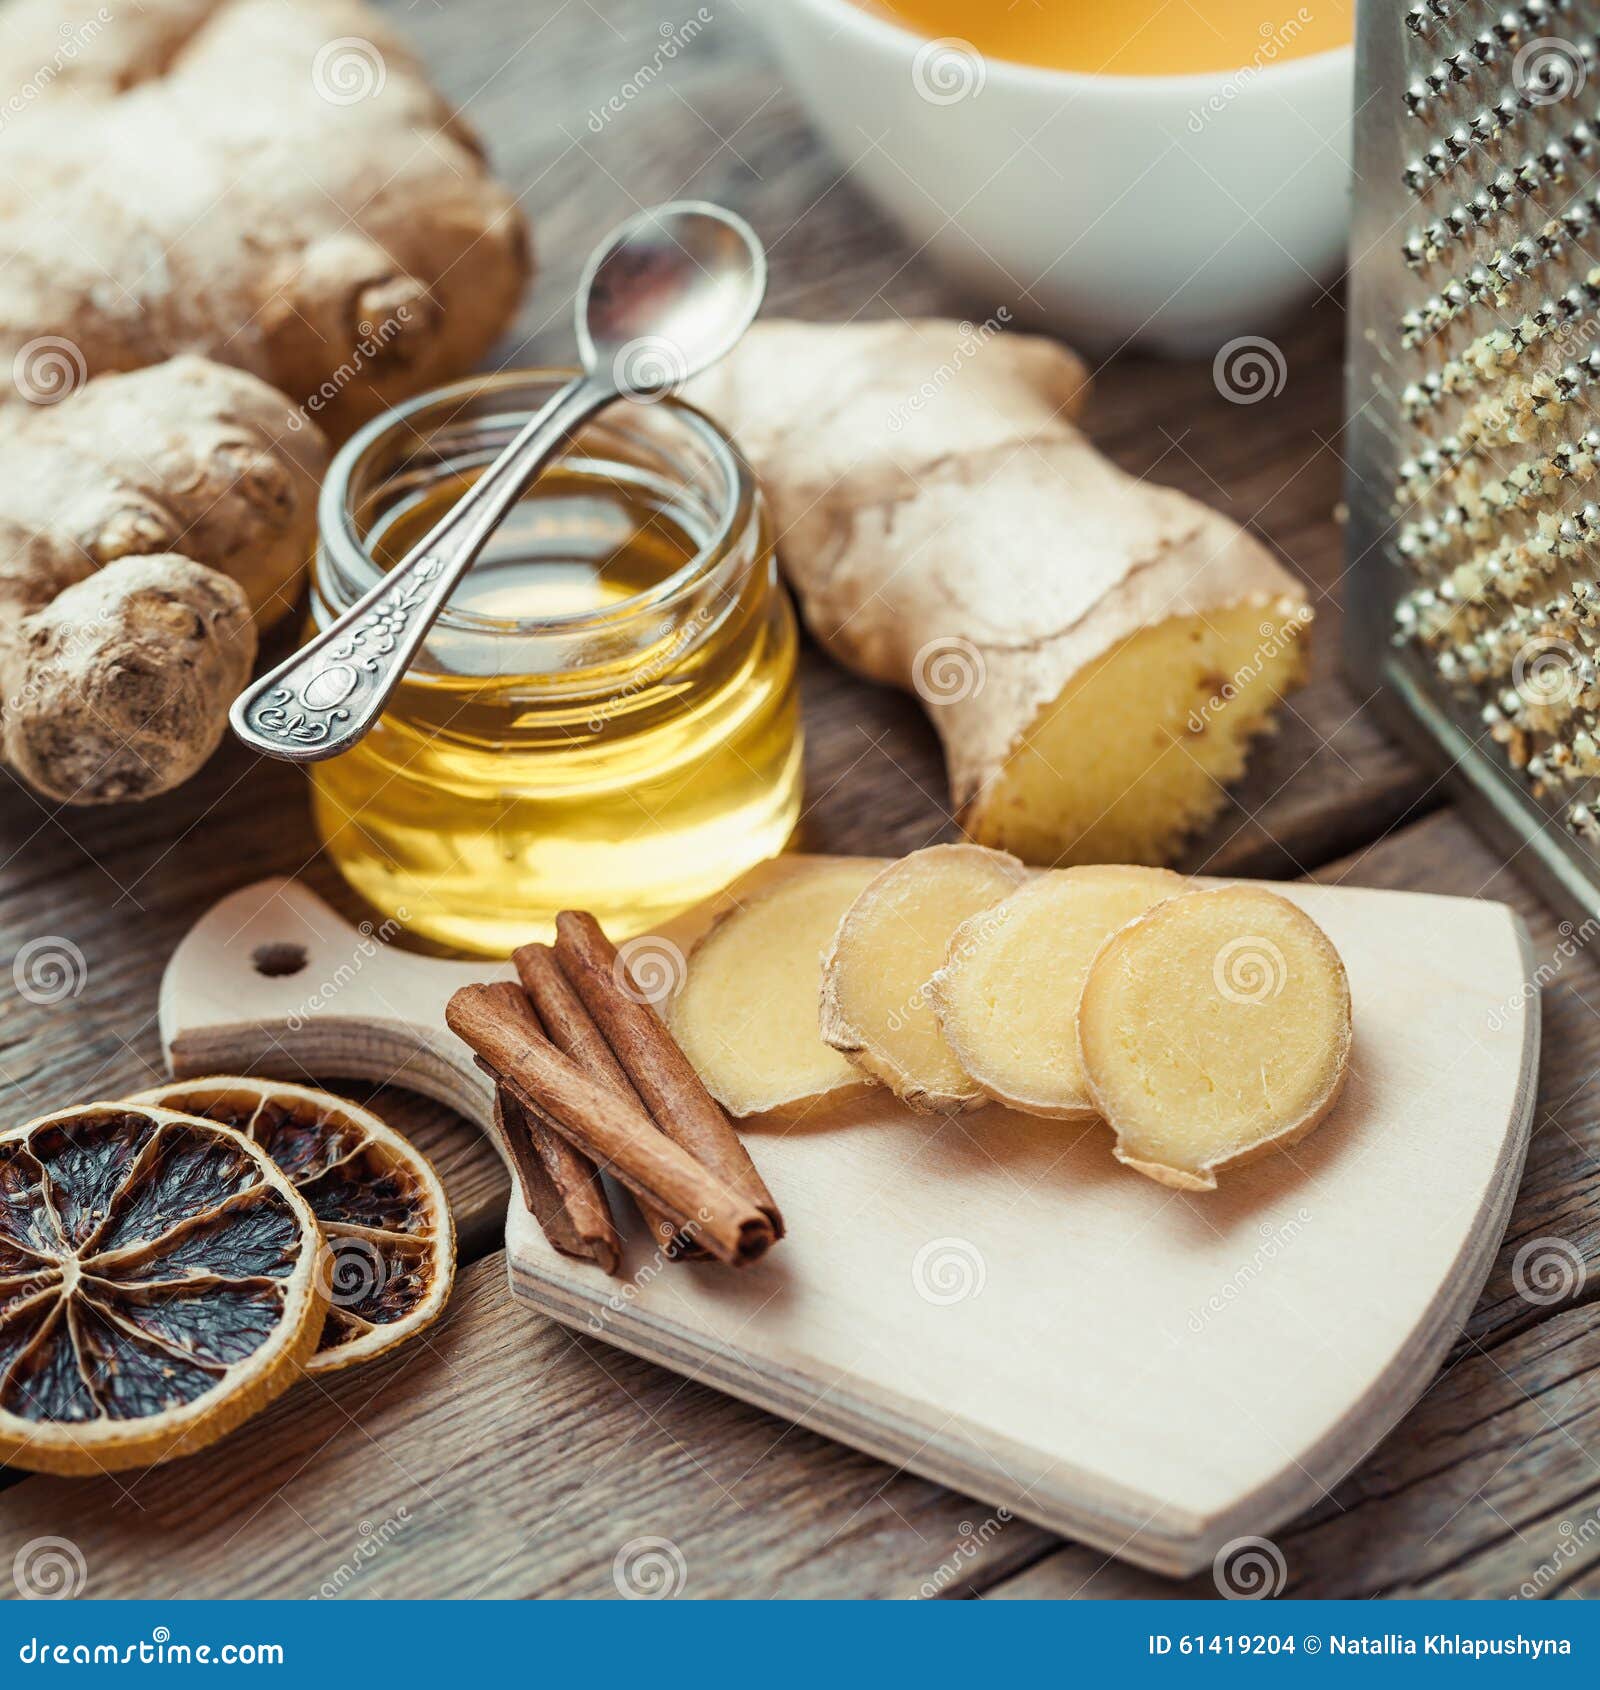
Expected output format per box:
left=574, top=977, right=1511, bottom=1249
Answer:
left=3, top=0, right=1595, bottom=1601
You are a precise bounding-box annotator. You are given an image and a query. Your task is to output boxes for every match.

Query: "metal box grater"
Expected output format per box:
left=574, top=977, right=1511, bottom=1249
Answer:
left=1345, top=0, right=1600, bottom=922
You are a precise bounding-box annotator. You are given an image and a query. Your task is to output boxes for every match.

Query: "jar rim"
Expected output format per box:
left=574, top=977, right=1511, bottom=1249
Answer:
left=316, top=367, right=760, bottom=638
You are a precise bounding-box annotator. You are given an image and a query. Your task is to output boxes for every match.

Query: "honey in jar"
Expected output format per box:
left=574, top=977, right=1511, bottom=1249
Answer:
left=309, top=373, right=801, bottom=955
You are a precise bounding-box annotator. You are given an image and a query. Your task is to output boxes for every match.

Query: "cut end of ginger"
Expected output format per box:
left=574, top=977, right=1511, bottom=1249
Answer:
left=967, top=603, right=1311, bottom=866
left=667, top=860, right=882, bottom=1117
left=931, top=865, right=1185, bottom=1119
left=820, top=844, right=1027, bottom=1112
left=1077, top=884, right=1351, bottom=1190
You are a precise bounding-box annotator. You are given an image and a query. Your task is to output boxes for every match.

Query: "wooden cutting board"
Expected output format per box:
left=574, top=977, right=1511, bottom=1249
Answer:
left=159, top=859, right=1538, bottom=1578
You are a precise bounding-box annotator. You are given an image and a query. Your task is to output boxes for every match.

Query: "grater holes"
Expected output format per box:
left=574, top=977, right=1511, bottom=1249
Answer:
left=1567, top=796, right=1600, bottom=836
left=1407, top=1, right=1469, bottom=37
left=1402, top=132, right=1591, bottom=269
left=1407, top=99, right=1560, bottom=190
left=1397, top=427, right=1600, bottom=567
left=1395, top=409, right=1600, bottom=798
left=1402, top=92, right=1592, bottom=195
left=1366, top=1, right=1600, bottom=854
left=1400, top=256, right=1600, bottom=358
left=1403, top=6, right=1588, bottom=121
left=1398, top=255, right=1600, bottom=417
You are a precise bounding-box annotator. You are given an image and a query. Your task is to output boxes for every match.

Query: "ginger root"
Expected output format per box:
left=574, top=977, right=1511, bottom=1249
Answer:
left=690, top=320, right=1311, bottom=866
left=1076, top=884, right=1352, bottom=1190
left=0, top=0, right=531, bottom=803
left=930, top=865, right=1184, bottom=1119
left=0, top=0, right=529, bottom=436
left=820, top=844, right=1025, bottom=1113
left=666, top=859, right=882, bottom=1117
left=0, top=357, right=326, bottom=802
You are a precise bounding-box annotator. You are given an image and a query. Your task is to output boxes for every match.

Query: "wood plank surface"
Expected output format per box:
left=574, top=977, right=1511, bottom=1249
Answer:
left=0, top=0, right=1586, bottom=1602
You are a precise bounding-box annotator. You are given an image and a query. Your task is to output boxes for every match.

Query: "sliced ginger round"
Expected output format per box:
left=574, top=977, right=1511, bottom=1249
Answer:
left=0, top=1103, right=326, bottom=1475
left=820, top=844, right=1027, bottom=1112
left=668, top=860, right=883, bottom=1117
left=131, top=1079, right=454, bottom=1374
left=930, top=865, right=1185, bottom=1119
left=1077, top=885, right=1351, bottom=1190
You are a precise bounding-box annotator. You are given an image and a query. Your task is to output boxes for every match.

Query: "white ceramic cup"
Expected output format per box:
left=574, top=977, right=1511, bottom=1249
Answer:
left=756, top=0, right=1354, bottom=357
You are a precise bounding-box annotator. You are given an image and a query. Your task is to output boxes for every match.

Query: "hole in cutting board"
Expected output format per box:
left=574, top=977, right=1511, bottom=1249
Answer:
left=252, top=941, right=308, bottom=978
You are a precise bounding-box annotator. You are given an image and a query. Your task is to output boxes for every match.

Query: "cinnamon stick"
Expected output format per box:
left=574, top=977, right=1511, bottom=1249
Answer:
left=447, top=982, right=774, bottom=1266
left=513, top=943, right=680, bottom=1257
left=485, top=1078, right=622, bottom=1276
left=551, top=910, right=784, bottom=1240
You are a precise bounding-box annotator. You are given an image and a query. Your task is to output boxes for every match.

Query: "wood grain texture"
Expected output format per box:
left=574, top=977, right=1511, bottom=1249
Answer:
left=0, top=0, right=1578, bottom=1602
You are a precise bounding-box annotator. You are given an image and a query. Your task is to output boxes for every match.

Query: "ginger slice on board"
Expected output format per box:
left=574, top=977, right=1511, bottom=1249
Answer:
left=667, top=859, right=882, bottom=1117
left=931, top=865, right=1186, bottom=1120
left=1077, top=884, right=1352, bottom=1190
left=820, top=844, right=1027, bottom=1113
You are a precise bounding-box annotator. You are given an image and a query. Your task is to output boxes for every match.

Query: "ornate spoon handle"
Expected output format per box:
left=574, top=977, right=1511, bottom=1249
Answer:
left=230, top=373, right=614, bottom=763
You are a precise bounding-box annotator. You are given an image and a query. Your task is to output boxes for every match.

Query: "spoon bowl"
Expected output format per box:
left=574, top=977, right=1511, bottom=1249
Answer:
left=578, top=201, right=768, bottom=395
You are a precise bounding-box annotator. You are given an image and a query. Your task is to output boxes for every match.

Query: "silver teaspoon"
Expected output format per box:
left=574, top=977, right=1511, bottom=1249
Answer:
left=229, top=200, right=767, bottom=763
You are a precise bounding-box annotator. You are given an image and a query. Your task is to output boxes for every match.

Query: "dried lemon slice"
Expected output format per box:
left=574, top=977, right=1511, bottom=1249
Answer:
left=0, top=1103, right=326, bottom=1475
left=131, top=1078, right=454, bottom=1375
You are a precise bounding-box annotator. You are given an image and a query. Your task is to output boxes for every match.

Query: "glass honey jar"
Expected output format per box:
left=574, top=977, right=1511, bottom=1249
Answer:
left=309, top=372, right=802, bottom=955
